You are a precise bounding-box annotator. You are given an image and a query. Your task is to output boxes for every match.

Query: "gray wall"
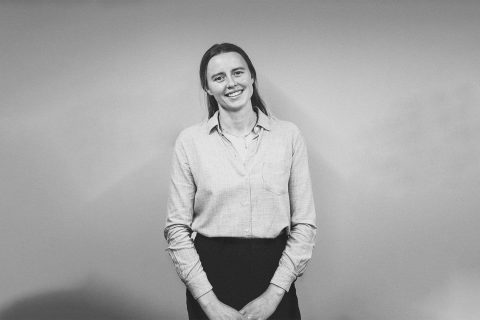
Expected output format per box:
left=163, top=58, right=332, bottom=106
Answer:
left=1, top=1, right=479, bottom=319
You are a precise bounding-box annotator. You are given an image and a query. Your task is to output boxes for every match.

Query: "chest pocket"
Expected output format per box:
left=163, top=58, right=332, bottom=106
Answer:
left=262, top=161, right=290, bottom=195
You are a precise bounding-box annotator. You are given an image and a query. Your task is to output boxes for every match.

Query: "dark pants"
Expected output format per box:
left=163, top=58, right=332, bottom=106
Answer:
left=186, top=232, right=301, bottom=320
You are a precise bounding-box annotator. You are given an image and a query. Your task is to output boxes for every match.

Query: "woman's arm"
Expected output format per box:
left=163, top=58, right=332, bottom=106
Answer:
left=164, top=134, right=213, bottom=299
left=270, top=126, right=317, bottom=291
left=164, top=134, right=243, bottom=319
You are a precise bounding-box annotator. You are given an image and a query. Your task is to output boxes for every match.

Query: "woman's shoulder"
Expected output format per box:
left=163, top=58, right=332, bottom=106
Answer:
left=268, top=115, right=302, bottom=136
left=175, top=118, right=211, bottom=143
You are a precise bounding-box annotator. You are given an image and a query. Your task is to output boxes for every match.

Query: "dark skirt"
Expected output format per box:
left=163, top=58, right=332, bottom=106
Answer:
left=186, top=232, right=301, bottom=320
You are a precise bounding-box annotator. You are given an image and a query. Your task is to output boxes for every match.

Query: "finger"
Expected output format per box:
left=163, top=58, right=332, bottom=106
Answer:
left=239, top=304, right=252, bottom=315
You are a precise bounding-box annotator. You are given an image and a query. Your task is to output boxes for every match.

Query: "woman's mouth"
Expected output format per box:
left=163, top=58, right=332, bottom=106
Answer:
left=225, top=89, right=243, bottom=98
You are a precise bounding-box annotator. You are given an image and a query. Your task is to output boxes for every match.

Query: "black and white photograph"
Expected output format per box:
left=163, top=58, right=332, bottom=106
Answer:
left=1, top=1, right=479, bottom=319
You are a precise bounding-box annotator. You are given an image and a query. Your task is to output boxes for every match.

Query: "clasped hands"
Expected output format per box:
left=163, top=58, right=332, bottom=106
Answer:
left=198, top=284, right=285, bottom=320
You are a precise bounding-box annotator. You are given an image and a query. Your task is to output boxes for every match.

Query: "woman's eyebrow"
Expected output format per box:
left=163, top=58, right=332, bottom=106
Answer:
left=211, top=67, right=245, bottom=79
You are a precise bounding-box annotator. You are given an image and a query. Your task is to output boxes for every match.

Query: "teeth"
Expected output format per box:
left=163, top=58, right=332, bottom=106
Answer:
left=226, top=90, right=242, bottom=97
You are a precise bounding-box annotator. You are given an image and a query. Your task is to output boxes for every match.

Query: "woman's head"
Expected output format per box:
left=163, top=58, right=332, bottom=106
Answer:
left=199, top=43, right=268, bottom=118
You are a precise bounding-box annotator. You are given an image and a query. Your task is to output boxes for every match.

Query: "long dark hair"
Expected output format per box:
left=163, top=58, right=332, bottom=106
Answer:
left=199, top=43, right=268, bottom=119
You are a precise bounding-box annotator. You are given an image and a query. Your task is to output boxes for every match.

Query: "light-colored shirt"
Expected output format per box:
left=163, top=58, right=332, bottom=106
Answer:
left=222, top=130, right=258, bottom=163
left=164, top=109, right=317, bottom=299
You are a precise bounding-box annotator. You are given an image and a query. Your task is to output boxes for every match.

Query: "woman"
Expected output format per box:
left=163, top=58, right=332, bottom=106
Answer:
left=165, top=43, right=316, bottom=320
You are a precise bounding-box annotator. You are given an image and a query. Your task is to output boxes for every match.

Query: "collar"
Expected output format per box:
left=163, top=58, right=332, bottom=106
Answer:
left=207, top=108, right=272, bottom=134
left=256, top=108, right=271, bottom=131
left=206, top=111, right=221, bottom=134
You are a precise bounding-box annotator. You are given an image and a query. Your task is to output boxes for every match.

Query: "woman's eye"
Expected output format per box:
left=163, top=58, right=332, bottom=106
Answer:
left=214, top=76, right=225, bottom=82
left=234, top=71, right=244, bottom=76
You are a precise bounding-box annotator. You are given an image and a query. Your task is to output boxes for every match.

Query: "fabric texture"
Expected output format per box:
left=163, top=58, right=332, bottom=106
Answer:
left=186, top=233, right=301, bottom=320
left=222, top=130, right=257, bottom=163
left=165, top=109, right=317, bottom=299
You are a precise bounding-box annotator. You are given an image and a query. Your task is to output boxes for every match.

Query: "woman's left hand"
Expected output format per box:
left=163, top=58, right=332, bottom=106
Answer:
left=239, top=284, right=285, bottom=320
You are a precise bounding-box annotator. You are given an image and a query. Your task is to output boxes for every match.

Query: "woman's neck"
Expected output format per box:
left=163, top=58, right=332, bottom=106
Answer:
left=218, top=107, right=257, bottom=137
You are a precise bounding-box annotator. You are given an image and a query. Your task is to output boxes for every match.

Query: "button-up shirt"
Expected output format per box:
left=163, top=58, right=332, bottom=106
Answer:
left=164, top=109, right=317, bottom=299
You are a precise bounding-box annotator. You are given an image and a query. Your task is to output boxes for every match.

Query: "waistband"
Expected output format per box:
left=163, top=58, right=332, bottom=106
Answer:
left=194, top=229, right=287, bottom=245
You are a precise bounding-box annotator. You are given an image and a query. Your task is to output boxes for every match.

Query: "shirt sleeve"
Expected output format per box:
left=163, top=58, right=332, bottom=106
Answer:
left=270, top=127, right=317, bottom=291
left=164, top=134, right=213, bottom=299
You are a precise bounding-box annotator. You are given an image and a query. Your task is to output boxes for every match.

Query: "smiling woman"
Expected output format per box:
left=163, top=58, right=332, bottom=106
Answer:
left=205, top=52, right=255, bottom=114
left=199, top=43, right=269, bottom=121
left=164, top=43, right=317, bottom=320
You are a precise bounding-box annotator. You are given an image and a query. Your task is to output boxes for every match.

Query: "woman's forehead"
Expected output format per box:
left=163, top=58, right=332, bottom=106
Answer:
left=206, top=52, right=248, bottom=74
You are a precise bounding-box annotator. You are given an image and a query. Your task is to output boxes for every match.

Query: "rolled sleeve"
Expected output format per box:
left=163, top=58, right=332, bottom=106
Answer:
left=165, top=225, right=213, bottom=299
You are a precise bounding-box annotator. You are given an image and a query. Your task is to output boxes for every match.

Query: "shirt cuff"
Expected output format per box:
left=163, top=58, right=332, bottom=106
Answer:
left=270, top=266, right=297, bottom=292
left=187, top=272, right=214, bottom=300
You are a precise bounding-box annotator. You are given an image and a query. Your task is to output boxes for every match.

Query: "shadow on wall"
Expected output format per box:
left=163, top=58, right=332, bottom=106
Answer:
left=0, top=278, right=176, bottom=320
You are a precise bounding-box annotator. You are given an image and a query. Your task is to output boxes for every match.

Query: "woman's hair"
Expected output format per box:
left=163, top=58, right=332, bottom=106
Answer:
left=199, top=43, right=268, bottom=119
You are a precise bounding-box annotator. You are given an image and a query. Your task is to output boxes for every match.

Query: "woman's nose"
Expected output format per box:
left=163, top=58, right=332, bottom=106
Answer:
left=226, top=76, right=236, bottom=88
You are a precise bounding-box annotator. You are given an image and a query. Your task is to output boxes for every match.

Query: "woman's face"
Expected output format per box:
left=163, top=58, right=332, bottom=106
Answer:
left=205, top=51, right=254, bottom=112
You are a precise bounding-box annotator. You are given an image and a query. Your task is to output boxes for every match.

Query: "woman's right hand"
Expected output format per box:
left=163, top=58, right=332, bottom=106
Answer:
left=198, top=290, right=244, bottom=320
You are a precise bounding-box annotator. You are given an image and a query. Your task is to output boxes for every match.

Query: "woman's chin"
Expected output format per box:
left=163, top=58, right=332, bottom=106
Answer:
left=220, top=102, right=251, bottom=112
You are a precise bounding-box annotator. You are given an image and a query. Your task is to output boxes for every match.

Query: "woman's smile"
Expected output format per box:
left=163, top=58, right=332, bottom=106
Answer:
left=225, top=88, right=244, bottom=98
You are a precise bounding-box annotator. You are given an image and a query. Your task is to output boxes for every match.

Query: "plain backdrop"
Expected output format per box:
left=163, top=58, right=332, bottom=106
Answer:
left=1, top=1, right=479, bottom=319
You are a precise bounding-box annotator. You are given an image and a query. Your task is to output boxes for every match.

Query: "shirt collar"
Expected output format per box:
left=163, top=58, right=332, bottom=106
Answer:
left=256, top=108, right=271, bottom=131
left=207, top=108, right=272, bottom=134
left=207, top=111, right=220, bottom=134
